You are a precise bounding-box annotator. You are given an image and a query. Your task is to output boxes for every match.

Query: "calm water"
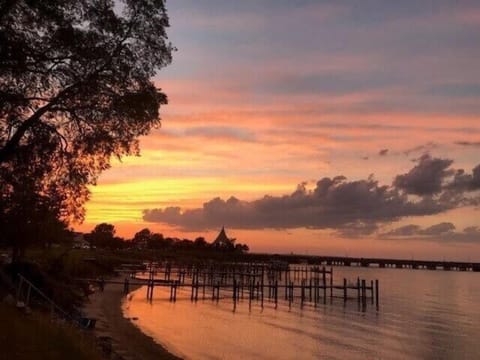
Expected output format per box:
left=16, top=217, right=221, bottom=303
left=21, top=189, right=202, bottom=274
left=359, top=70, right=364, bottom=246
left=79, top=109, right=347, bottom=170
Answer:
left=123, top=267, right=480, bottom=359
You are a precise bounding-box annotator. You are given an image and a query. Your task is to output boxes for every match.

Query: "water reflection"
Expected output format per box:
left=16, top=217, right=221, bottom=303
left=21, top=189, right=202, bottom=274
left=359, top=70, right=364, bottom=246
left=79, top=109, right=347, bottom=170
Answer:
left=123, top=268, right=480, bottom=360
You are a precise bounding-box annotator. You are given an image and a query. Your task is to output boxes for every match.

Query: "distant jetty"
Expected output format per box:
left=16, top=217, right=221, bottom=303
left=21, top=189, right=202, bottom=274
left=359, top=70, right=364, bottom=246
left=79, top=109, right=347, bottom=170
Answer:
left=229, top=253, right=480, bottom=272
left=289, top=255, right=480, bottom=272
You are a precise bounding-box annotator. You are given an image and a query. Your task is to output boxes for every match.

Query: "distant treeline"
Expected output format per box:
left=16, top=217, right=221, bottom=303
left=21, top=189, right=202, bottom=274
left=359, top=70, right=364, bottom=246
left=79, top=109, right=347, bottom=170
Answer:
left=81, top=223, right=249, bottom=253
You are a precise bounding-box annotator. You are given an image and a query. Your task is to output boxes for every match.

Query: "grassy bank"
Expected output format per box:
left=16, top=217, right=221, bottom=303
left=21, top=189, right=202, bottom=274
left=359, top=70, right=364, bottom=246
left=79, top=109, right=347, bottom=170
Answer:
left=0, top=247, right=134, bottom=360
left=0, top=246, right=289, bottom=360
left=0, top=303, right=102, bottom=360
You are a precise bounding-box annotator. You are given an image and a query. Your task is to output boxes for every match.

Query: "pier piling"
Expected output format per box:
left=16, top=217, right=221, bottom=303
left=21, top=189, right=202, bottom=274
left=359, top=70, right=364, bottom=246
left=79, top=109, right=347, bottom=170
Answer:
left=120, top=262, right=378, bottom=311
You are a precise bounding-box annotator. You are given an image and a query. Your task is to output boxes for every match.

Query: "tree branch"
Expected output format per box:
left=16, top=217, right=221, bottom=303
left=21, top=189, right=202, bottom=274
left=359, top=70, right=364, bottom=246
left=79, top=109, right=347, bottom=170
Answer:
left=0, top=6, right=140, bottom=165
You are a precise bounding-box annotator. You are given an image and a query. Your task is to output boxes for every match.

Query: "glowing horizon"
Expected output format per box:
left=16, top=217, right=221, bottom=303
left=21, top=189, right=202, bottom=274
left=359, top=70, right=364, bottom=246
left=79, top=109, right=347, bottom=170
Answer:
left=76, top=1, right=480, bottom=261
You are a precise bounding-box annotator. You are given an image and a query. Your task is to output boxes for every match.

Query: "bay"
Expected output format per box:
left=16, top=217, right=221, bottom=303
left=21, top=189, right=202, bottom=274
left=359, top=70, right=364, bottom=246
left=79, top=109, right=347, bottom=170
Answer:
left=123, top=267, right=480, bottom=359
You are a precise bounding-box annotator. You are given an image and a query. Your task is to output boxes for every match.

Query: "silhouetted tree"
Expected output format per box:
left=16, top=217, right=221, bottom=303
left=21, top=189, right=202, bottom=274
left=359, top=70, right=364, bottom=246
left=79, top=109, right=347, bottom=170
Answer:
left=194, top=236, right=208, bottom=248
left=132, top=228, right=152, bottom=249
left=0, top=144, right=70, bottom=260
left=147, top=233, right=167, bottom=249
left=0, top=0, right=174, bottom=255
left=163, top=237, right=176, bottom=248
left=111, top=236, right=128, bottom=250
left=235, top=243, right=249, bottom=253
left=169, top=238, right=192, bottom=250
left=85, top=223, right=117, bottom=249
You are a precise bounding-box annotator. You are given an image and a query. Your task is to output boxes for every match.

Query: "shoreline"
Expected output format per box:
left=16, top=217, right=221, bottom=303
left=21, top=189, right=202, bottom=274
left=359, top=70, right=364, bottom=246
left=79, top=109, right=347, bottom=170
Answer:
left=83, top=277, right=181, bottom=360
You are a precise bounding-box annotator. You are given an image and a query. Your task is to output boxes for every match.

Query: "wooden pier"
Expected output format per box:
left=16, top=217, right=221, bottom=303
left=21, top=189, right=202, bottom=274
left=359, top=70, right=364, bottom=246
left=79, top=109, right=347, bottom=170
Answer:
left=250, top=255, right=480, bottom=272
left=126, top=262, right=380, bottom=311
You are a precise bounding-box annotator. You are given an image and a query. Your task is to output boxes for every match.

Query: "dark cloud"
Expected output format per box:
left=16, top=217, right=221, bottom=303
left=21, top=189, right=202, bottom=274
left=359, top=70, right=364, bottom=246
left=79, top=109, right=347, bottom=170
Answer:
left=143, top=156, right=480, bottom=237
left=381, top=223, right=480, bottom=243
left=381, top=222, right=456, bottom=237
left=455, top=141, right=480, bottom=147
left=446, top=164, right=480, bottom=192
left=382, top=224, right=421, bottom=237
left=144, top=175, right=458, bottom=232
left=420, top=222, right=456, bottom=236
left=335, top=221, right=379, bottom=238
left=393, top=154, right=453, bottom=195
left=378, top=149, right=389, bottom=156
left=403, top=142, right=438, bottom=156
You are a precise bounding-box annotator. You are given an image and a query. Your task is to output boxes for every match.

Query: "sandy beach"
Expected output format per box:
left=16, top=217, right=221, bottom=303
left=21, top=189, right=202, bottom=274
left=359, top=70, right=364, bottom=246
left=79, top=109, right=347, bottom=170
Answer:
left=83, top=278, right=181, bottom=360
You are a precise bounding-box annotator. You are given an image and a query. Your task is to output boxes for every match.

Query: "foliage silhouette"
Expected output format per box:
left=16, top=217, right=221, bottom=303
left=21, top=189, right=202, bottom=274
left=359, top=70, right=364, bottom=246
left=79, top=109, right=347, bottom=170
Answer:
left=86, top=225, right=250, bottom=254
left=0, top=0, right=174, bottom=256
left=85, top=223, right=125, bottom=250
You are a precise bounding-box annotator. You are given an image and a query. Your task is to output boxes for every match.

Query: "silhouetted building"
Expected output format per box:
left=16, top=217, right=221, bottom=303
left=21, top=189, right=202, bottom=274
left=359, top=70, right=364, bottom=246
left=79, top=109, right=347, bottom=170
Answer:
left=212, top=226, right=235, bottom=250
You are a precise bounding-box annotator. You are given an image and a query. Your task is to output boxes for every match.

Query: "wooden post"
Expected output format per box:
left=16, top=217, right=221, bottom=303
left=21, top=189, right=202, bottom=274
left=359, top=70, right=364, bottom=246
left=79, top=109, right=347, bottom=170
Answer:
left=357, top=277, right=360, bottom=303
left=309, top=278, right=312, bottom=302
left=301, top=279, right=305, bottom=307
left=330, top=267, right=333, bottom=298
left=370, top=280, right=374, bottom=304
left=203, top=271, right=206, bottom=300
left=274, top=280, right=278, bottom=308
left=249, top=278, right=252, bottom=309
left=233, top=279, right=237, bottom=311
left=361, top=279, right=366, bottom=305
left=375, top=279, right=379, bottom=309
left=343, top=278, right=347, bottom=301
left=322, top=267, right=326, bottom=301
left=195, top=275, right=199, bottom=302
left=290, top=281, right=295, bottom=302
left=261, top=267, right=264, bottom=308
left=241, top=273, right=244, bottom=299
left=168, top=281, right=172, bottom=302
left=288, top=281, right=292, bottom=308
left=191, top=276, right=195, bottom=302
left=233, top=278, right=237, bottom=303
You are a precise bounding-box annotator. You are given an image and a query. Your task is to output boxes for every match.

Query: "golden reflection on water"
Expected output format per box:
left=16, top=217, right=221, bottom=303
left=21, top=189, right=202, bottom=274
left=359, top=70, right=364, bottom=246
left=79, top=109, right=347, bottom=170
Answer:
left=123, top=268, right=480, bottom=360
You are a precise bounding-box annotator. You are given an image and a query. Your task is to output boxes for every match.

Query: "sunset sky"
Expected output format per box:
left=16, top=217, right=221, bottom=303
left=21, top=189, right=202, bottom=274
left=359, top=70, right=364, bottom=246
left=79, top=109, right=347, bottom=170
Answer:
left=76, top=1, right=480, bottom=261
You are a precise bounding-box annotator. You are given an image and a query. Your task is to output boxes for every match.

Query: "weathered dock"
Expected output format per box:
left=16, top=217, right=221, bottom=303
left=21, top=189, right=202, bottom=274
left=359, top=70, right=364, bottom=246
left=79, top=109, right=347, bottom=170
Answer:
left=227, top=253, right=480, bottom=272
left=125, top=262, right=380, bottom=311
left=309, top=256, right=480, bottom=271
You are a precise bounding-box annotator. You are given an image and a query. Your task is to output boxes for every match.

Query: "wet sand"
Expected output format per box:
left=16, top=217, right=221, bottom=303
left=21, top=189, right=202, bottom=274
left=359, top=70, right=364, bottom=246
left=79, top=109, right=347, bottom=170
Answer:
left=83, top=278, right=181, bottom=360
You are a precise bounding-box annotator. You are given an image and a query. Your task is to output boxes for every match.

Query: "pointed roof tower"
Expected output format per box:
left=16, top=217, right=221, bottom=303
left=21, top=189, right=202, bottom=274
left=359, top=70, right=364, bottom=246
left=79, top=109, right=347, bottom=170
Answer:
left=212, top=226, right=233, bottom=249
left=214, top=226, right=228, bottom=243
